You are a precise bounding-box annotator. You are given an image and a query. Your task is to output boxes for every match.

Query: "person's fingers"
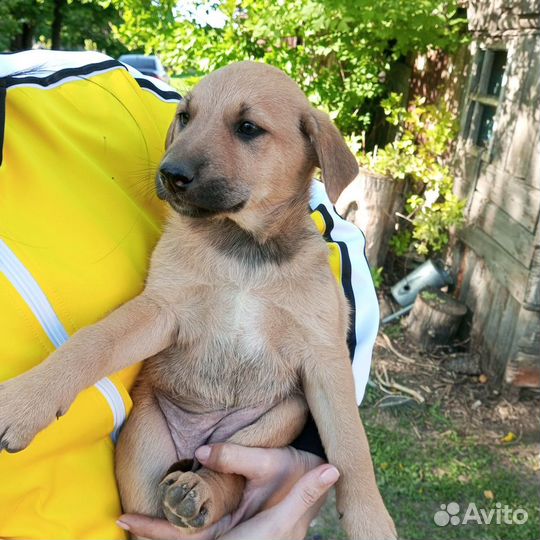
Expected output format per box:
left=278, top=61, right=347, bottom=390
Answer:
left=117, top=514, right=229, bottom=540
left=273, top=464, right=339, bottom=523
left=195, top=443, right=282, bottom=478
left=227, top=486, right=265, bottom=528
left=211, top=447, right=326, bottom=529
left=219, top=466, right=339, bottom=540
left=117, top=515, right=187, bottom=540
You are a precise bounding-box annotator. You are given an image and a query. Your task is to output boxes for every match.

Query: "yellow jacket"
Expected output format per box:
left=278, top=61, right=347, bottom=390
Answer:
left=0, top=51, right=177, bottom=539
left=0, top=50, right=376, bottom=539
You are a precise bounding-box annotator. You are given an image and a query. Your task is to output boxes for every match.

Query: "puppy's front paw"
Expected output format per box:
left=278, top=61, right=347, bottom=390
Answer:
left=160, top=471, right=214, bottom=532
left=342, top=504, right=397, bottom=540
left=0, top=377, right=68, bottom=453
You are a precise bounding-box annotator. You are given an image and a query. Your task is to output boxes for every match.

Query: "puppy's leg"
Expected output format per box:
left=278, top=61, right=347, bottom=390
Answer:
left=0, top=294, right=176, bottom=453
left=116, top=382, right=177, bottom=520
left=303, top=346, right=397, bottom=540
left=161, top=395, right=308, bottom=532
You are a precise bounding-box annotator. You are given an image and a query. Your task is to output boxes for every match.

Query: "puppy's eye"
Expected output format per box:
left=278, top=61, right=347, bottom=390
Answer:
left=237, top=121, right=264, bottom=139
left=178, top=112, right=190, bottom=127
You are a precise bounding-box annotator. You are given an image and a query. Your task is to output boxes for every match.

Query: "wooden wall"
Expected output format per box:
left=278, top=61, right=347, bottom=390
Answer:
left=450, top=1, right=540, bottom=388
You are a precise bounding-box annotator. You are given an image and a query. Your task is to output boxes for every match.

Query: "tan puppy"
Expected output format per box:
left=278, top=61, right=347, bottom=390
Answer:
left=0, top=62, right=396, bottom=539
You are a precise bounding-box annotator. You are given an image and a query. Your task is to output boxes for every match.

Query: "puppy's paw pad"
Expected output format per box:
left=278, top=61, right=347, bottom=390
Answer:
left=188, top=506, right=209, bottom=529
left=161, top=471, right=212, bottom=529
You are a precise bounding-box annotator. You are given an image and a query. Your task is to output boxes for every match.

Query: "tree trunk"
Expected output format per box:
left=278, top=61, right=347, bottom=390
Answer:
left=51, top=0, right=67, bottom=50
left=11, top=23, right=36, bottom=51
left=335, top=168, right=403, bottom=268
left=405, top=287, right=467, bottom=351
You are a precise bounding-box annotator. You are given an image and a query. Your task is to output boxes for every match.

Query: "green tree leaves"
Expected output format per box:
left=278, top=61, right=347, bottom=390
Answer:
left=2, top=0, right=127, bottom=54
left=360, top=94, right=465, bottom=256
left=110, top=0, right=466, bottom=134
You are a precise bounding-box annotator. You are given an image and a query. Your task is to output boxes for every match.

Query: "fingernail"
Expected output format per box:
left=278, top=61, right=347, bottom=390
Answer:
left=195, top=445, right=211, bottom=461
left=116, top=520, right=130, bottom=531
left=319, top=466, right=340, bottom=486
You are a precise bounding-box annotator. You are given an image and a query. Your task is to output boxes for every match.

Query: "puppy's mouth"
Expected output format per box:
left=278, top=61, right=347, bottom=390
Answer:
left=156, top=173, right=249, bottom=218
left=166, top=198, right=246, bottom=218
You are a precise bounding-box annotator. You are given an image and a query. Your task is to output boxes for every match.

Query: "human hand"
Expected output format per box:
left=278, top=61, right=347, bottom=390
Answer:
left=118, top=444, right=337, bottom=540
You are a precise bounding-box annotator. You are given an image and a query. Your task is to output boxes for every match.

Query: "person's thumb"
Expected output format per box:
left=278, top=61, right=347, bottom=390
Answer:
left=273, top=464, right=339, bottom=522
left=195, top=443, right=281, bottom=479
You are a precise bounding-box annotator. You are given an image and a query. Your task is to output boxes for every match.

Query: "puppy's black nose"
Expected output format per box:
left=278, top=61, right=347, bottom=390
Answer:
left=159, top=163, right=194, bottom=192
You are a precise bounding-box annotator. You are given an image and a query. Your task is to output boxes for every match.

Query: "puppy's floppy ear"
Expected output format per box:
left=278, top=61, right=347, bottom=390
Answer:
left=302, top=108, right=359, bottom=203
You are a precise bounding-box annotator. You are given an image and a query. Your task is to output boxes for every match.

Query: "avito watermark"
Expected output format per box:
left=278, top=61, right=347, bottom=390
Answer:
left=434, top=502, right=528, bottom=527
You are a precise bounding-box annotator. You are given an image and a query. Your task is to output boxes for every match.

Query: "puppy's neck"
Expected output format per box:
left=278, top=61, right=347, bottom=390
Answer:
left=186, top=189, right=315, bottom=266
left=233, top=188, right=311, bottom=241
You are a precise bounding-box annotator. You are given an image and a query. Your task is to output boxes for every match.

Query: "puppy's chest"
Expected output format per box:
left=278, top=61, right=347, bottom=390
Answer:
left=151, top=285, right=300, bottom=408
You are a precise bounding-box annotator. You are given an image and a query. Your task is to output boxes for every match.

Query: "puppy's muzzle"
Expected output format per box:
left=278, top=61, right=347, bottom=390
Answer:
left=155, top=160, right=249, bottom=218
left=159, top=163, right=194, bottom=194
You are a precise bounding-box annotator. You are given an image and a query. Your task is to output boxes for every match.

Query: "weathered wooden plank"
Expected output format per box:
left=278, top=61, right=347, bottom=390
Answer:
left=525, top=244, right=540, bottom=310
left=469, top=4, right=525, bottom=32
left=468, top=266, right=515, bottom=381
left=451, top=244, right=476, bottom=342
left=469, top=0, right=540, bottom=32
left=505, top=351, right=540, bottom=387
left=521, top=34, right=540, bottom=110
left=454, top=244, right=479, bottom=302
left=458, top=250, right=485, bottom=315
left=490, top=96, right=518, bottom=169
left=474, top=166, right=540, bottom=233
left=468, top=0, right=501, bottom=33
left=484, top=285, right=507, bottom=350
left=516, top=304, right=540, bottom=350
left=498, top=11, right=523, bottom=31
left=526, top=129, right=540, bottom=190
left=455, top=244, right=523, bottom=380
left=467, top=195, right=536, bottom=265
left=501, top=38, right=523, bottom=105
left=505, top=293, right=540, bottom=388
left=493, top=291, right=521, bottom=367
left=467, top=256, right=495, bottom=346
left=485, top=286, right=529, bottom=381
left=504, top=108, right=538, bottom=179
left=524, top=224, right=540, bottom=310
left=516, top=0, right=540, bottom=16
left=453, top=149, right=482, bottom=200
left=460, top=226, right=529, bottom=303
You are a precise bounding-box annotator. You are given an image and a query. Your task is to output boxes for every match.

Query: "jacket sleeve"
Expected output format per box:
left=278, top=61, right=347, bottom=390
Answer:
left=291, top=180, right=379, bottom=459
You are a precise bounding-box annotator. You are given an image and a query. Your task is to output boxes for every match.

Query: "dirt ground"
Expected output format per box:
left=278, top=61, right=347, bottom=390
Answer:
left=306, top=323, right=540, bottom=540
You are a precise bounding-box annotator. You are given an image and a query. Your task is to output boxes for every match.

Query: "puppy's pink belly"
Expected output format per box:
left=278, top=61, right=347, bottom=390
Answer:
left=156, top=392, right=273, bottom=462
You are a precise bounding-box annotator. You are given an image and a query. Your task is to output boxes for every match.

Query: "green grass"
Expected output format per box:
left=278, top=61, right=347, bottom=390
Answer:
left=383, top=321, right=403, bottom=340
left=309, top=389, right=539, bottom=540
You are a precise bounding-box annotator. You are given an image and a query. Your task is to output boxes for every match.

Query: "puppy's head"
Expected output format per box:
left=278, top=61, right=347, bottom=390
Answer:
left=157, top=62, right=357, bottom=229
